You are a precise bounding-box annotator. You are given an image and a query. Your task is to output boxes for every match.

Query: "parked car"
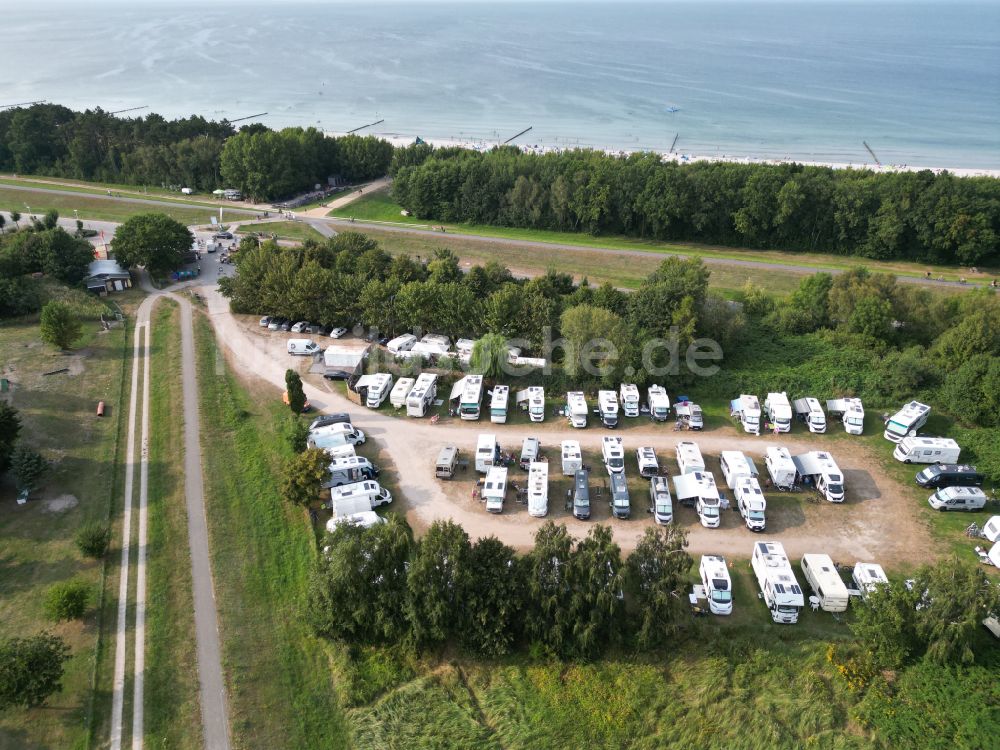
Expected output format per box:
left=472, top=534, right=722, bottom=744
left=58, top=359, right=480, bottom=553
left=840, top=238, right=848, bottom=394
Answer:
left=309, top=413, right=352, bottom=431
left=259, top=316, right=272, bottom=327
left=290, top=321, right=310, bottom=333
left=279, top=319, right=292, bottom=332
left=213, top=231, right=233, bottom=240
left=307, top=323, right=325, bottom=334
left=329, top=327, right=348, bottom=338
left=267, top=317, right=284, bottom=331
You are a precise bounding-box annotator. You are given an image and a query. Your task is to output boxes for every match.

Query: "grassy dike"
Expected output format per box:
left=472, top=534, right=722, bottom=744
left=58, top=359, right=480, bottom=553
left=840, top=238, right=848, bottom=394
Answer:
left=192, top=313, right=349, bottom=748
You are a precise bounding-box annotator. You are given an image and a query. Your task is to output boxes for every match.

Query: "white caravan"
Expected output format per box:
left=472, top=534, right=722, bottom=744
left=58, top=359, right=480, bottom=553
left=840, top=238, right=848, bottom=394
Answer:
left=675, top=441, right=705, bottom=475
left=406, top=373, right=438, bottom=417
left=732, top=395, right=762, bottom=435
left=765, top=447, right=797, bottom=490
left=764, top=392, right=793, bottom=433
left=892, top=436, right=961, bottom=465
left=459, top=375, right=485, bottom=420
left=517, top=386, right=546, bottom=423
left=793, top=451, right=845, bottom=503
left=527, top=461, right=549, bottom=518
left=475, top=433, right=500, bottom=473
left=647, top=385, right=671, bottom=422
left=490, top=385, right=510, bottom=424
left=561, top=440, right=583, bottom=476
left=287, top=338, right=320, bottom=356
left=883, top=401, right=931, bottom=443
left=649, top=476, right=673, bottom=524
left=620, top=383, right=640, bottom=417
left=386, top=334, right=417, bottom=354
left=751, top=541, right=804, bottom=624
left=329, top=480, right=392, bottom=510
left=719, top=450, right=759, bottom=490
left=827, top=398, right=865, bottom=435
left=360, top=373, right=393, bottom=408
left=673, top=471, right=721, bottom=528
left=674, top=401, right=704, bottom=430
left=598, top=390, right=620, bottom=428
left=734, top=477, right=767, bottom=532
left=794, top=397, right=827, bottom=433
left=982, top=515, right=1000, bottom=543
left=636, top=446, right=659, bottom=478
left=566, top=391, right=589, bottom=428
left=389, top=377, right=415, bottom=409
left=699, top=555, right=734, bottom=615
left=852, top=562, right=889, bottom=599
left=601, top=436, right=625, bottom=475
left=420, top=333, right=451, bottom=350
left=483, top=466, right=508, bottom=514
left=927, top=486, right=987, bottom=512
left=800, top=553, right=850, bottom=613
left=326, top=511, right=384, bottom=534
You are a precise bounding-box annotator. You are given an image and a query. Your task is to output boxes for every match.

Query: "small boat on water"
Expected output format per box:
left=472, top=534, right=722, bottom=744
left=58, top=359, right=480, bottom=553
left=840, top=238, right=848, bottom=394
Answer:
left=665, top=106, right=681, bottom=113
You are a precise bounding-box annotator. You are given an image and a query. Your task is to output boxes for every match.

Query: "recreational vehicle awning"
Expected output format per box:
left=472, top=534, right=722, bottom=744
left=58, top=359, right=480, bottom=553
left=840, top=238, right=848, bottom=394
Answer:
left=516, top=389, right=531, bottom=405
left=792, top=453, right=830, bottom=476
left=450, top=377, right=467, bottom=401
left=354, top=375, right=379, bottom=389
left=673, top=472, right=718, bottom=502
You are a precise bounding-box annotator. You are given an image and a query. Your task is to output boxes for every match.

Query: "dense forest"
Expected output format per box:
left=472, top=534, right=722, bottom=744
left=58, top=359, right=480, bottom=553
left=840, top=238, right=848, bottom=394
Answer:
left=391, top=145, right=1000, bottom=265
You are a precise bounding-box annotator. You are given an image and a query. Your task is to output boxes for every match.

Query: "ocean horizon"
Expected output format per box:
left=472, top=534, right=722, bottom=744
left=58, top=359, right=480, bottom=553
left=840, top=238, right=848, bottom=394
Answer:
left=2, top=1, right=999, bottom=169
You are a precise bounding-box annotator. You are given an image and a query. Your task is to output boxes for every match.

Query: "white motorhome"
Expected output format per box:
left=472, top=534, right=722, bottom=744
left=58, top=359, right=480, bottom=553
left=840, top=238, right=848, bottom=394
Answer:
left=883, top=401, right=931, bottom=443
left=765, top=446, right=797, bottom=490
left=620, top=383, right=640, bottom=417
left=852, top=562, right=889, bottom=599
left=601, top=436, right=625, bottom=475
left=647, top=385, right=671, bottom=422
left=519, top=437, right=541, bottom=470
left=719, top=450, right=758, bottom=490
left=325, top=510, right=384, bottom=534
left=475, top=433, right=500, bottom=473
left=389, top=377, right=415, bottom=409
left=598, top=390, right=620, bottom=428
left=323, top=456, right=378, bottom=488
left=732, top=395, right=762, bottom=435
left=483, top=466, right=508, bottom=514
left=734, top=477, right=767, bottom=532
left=793, top=397, right=827, bottom=433
left=793, top=451, right=845, bottom=503
left=490, top=385, right=510, bottom=424
left=517, top=386, right=546, bottom=423
left=287, top=338, right=320, bottom=356
left=323, top=444, right=356, bottom=461
left=566, top=391, right=588, bottom=428
left=675, top=441, right=705, bottom=475
left=527, top=461, right=549, bottom=518
left=827, top=398, right=865, bottom=435
left=927, top=486, right=987, bottom=511
left=561, top=440, right=583, bottom=476
left=406, top=373, right=439, bottom=417
left=674, top=401, right=704, bottom=430
left=764, top=392, right=793, bottom=433
left=357, top=373, right=393, bottom=408
left=308, top=423, right=366, bottom=449
left=673, top=471, right=721, bottom=528
left=699, top=555, right=734, bottom=615
left=636, top=446, right=659, bottom=478
left=459, top=375, right=485, bottom=420
left=892, top=437, right=961, bottom=465
left=751, top=541, right=804, bottom=624
left=646, top=475, right=671, bottom=525
left=800, top=553, right=850, bottom=613
left=329, top=480, right=392, bottom=510
left=386, top=334, right=417, bottom=354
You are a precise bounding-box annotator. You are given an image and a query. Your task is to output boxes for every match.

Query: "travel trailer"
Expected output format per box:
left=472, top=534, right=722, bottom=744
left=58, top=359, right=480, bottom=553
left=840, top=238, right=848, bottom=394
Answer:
left=673, top=471, right=721, bottom=528
left=892, top=437, right=961, bottom=465
left=764, top=392, right=793, bottom=433
left=719, top=450, right=758, bottom=490
left=386, top=334, right=417, bottom=354
left=751, top=541, right=804, bottom=624
left=732, top=395, right=762, bottom=435
left=435, top=445, right=459, bottom=479
left=406, top=372, right=438, bottom=417
left=793, top=397, right=827, bottom=433
left=527, top=461, right=549, bottom=518
left=609, top=472, right=631, bottom=519
left=765, top=447, right=796, bottom=490
left=883, top=401, right=931, bottom=443
left=927, top=486, right=987, bottom=512
left=517, top=386, right=546, bottom=423
left=800, top=553, right=850, bottom=613
left=699, top=555, right=733, bottom=615
left=572, top=471, right=591, bottom=520
left=490, top=385, right=510, bottom=424
left=649, top=476, right=673, bottom=525
left=561, top=440, right=583, bottom=476
left=287, top=339, right=320, bottom=356
left=674, top=400, right=704, bottom=430
left=601, top=436, right=625, bottom=475
left=620, top=383, right=640, bottom=417
left=852, top=562, right=889, bottom=599
left=827, top=398, right=865, bottom=435
left=459, top=375, right=485, bottom=420
left=483, top=466, right=509, bottom=514
left=389, top=377, right=415, bottom=409
left=598, top=390, right=620, bottom=428
left=566, top=391, right=589, bottom=428
left=636, top=446, right=659, bottom=478
left=675, top=441, right=705, bottom=475
left=734, top=477, right=767, bottom=532
left=793, top=451, right=845, bottom=502
left=475, top=434, right=500, bottom=473
left=647, top=385, right=671, bottom=422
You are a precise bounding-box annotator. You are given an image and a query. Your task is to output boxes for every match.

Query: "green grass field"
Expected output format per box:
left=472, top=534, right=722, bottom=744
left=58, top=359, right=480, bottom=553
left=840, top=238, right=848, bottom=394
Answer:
left=0, top=176, right=226, bottom=209
left=239, top=221, right=326, bottom=243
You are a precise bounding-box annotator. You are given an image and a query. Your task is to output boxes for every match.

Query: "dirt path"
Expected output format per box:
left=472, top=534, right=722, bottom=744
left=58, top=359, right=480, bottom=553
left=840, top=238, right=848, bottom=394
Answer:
left=298, top=176, right=392, bottom=218
left=201, top=284, right=932, bottom=566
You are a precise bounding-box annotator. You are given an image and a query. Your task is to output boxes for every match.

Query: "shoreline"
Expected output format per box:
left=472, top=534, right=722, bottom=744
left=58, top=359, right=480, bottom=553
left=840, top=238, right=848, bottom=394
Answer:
left=328, top=130, right=1000, bottom=179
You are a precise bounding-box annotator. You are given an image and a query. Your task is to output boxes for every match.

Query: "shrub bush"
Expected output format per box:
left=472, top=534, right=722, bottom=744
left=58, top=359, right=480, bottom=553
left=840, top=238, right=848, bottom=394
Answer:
left=75, top=521, right=112, bottom=558
left=44, top=580, right=91, bottom=622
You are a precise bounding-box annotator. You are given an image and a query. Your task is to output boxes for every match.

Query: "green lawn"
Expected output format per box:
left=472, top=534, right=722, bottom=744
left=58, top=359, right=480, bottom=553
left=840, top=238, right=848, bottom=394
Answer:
left=0, top=176, right=227, bottom=210
left=239, top=221, right=326, bottom=243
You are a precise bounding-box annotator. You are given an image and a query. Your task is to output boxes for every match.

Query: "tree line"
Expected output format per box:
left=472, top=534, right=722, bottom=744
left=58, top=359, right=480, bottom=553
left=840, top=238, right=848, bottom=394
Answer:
left=390, top=144, right=1000, bottom=265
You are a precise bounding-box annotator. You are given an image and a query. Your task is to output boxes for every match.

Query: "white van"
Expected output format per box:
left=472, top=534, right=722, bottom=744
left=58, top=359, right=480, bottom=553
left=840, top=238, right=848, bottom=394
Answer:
left=329, top=480, right=392, bottom=510
left=287, top=339, right=320, bottom=355
left=800, top=554, right=850, bottom=613
left=601, top=436, right=625, bottom=475
left=675, top=441, right=705, bottom=475
left=699, top=555, right=733, bottom=615
left=323, top=456, right=378, bottom=488
left=527, top=461, right=549, bottom=518
left=927, top=486, right=987, bottom=511
left=892, top=436, right=961, bottom=465
left=561, top=440, right=583, bottom=476
left=649, top=476, right=673, bottom=524
left=483, top=466, right=508, bottom=514
left=636, top=447, right=659, bottom=478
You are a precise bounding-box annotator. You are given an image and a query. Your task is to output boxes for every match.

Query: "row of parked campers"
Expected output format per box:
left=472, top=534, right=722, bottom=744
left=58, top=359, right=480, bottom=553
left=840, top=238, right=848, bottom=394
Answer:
left=562, top=386, right=703, bottom=430
left=731, top=393, right=866, bottom=436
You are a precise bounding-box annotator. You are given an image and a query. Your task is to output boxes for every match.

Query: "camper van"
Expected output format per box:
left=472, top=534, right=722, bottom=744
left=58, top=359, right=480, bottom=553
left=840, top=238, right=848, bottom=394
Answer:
left=323, top=444, right=356, bottom=461
left=800, top=554, right=850, bottom=613
left=720, top=450, right=758, bottom=489
left=483, top=466, right=508, bottom=514
left=751, top=541, right=804, bottom=624
left=699, top=555, right=733, bottom=615
left=674, top=401, right=704, bottom=430
left=893, top=437, right=961, bottom=465
left=386, top=334, right=417, bottom=354
left=927, top=486, right=987, bottom=512
left=620, top=383, right=640, bottom=417
left=675, top=441, right=705, bottom=475
left=734, top=477, right=767, bottom=532
left=435, top=445, right=460, bottom=479
left=308, top=423, right=366, bottom=449
left=519, top=437, right=540, bottom=470
left=390, top=377, right=415, bottom=409
left=673, top=471, right=721, bottom=528
left=572, top=471, right=591, bottom=520
left=764, top=392, right=793, bottom=432
left=609, top=472, right=631, bottom=519
left=527, top=462, right=549, bottom=518
left=323, top=456, right=378, bottom=488
left=827, top=398, right=865, bottom=435
left=793, top=451, right=845, bottom=503
left=517, top=386, right=546, bottom=423
left=914, top=464, right=983, bottom=489
left=794, top=397, right=827, bottom=433
left=406, top=373, right=438, bottom=418
left=598, top=390, right=620, bottom=428
left=459, top=375, right=485, bottom=420
left=566, top=392, right=588, bottom=428
left=765, top=447, right=797, bottom=490
left=475, top=434, right=500, bottom=473
left=490, top=385, right=510, bottom=424
left=852, top=562, right=889, bottom=599
left=329, top=480, right=392, bottom=510
left=358, top=373, right=393, bottom=408
left=649, top=476, right=673, bottom=525
left=636, top=447, right=659, bottom=478
left=561, top=440, right=583, bottom=476
left=647, top=385, right=671, bottom=422
left=732, top=395, right=762, bottom=435
left=883, top=401, right=931, bottom=443
left=287, top=339, right=320, bottom=356
left=601, top=436, right=625, bottom=475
